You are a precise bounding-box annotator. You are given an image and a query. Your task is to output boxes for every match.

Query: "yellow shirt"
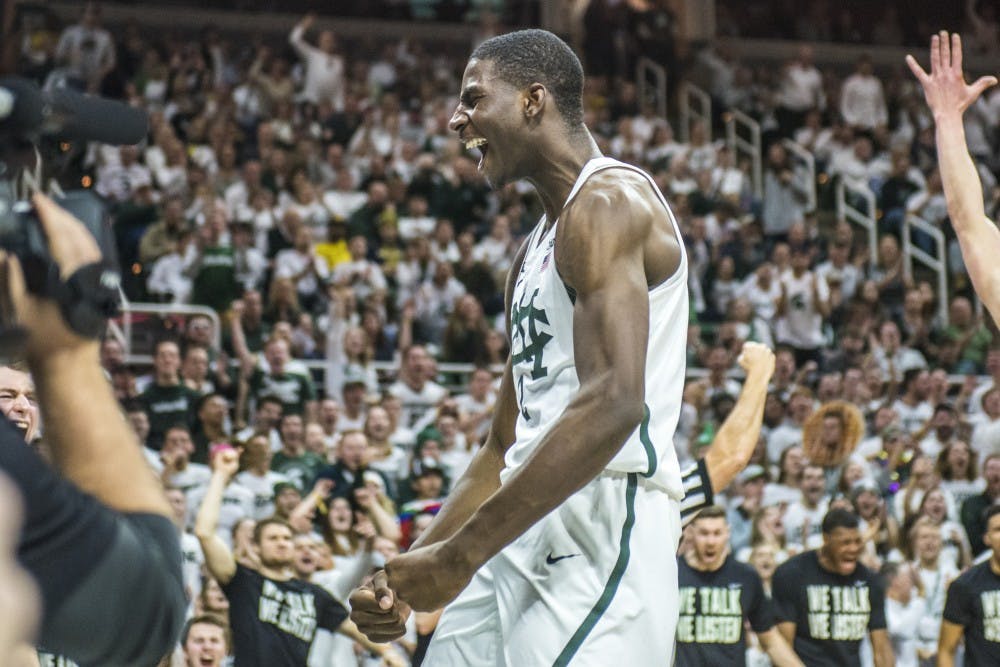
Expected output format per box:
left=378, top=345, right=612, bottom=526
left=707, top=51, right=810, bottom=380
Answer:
left=315, top=241, right=351, bottom=271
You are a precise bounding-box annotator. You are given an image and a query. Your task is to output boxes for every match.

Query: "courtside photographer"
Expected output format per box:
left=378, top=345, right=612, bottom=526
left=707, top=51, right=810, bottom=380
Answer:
left=0, top=68, right=185, bottom=663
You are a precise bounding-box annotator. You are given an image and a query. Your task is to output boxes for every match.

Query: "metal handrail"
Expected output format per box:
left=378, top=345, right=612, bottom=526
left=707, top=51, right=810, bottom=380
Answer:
left=680, top=82, right=712, bottom=143
left=902, top=214, right=949, bottom=326
left=118, top=302, right=223, bottom=356
left=781, top=138, right=817, bottom=212
left=724, top=108, right=762, bottom=199
left=835, top=176, right=878, bottom=267
left=636, top=57, right=668, bottom=120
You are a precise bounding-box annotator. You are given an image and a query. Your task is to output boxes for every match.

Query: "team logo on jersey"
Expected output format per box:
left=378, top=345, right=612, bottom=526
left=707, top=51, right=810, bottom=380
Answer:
left=511, top=288, right=553, bottom=421
left=511, top=288, right=552, bottom=380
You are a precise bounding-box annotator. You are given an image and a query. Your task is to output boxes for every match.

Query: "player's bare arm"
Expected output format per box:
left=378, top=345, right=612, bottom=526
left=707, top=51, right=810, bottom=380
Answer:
left=348, top=240, right=526, bottom=639
left=381, top=169, right=679, bottom=612
left=704, top=342, right=775, bottom=493
left=906, top=32, right=999, bottom=321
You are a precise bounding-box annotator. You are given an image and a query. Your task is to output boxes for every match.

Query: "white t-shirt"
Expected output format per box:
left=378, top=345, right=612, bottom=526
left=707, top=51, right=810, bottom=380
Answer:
left=891, top=399, right=933, bottom=435
left=775, top=270, right=828, bottom=349
left=778, top=63, right=824, bottom=111
left=886, top=596, right=924, bottom=667
left=235, top=470, right=291, bottom=520
left=179, top=531, right=204, bottom=601
left=274, top=248, right=329, bottom=297
left=840, top=73, right=888, bottom=129
left=168, top=463, right=212, bottom=498
left=389, top=379, right=448, bottom=430
left=185, top=481, right=255, bottom=548
left=783, top=498, right=829, bottom=550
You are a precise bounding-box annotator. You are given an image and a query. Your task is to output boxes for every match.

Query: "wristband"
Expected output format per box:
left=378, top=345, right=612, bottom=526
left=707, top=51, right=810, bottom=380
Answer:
left=48, top=262, right=121, bottom=339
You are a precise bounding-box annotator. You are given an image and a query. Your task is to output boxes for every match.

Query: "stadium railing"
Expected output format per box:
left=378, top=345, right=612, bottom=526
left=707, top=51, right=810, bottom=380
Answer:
left=637, top=57, right=668, bottom=121
left=680, top=82, right=712, bottom=143
left=781, top=138, right=817, bottom=213
left=724, top=108, right=762, bottom=199
left=835, top=176, right=878, bottom=268
left=902, top=213, right=950, bottom=327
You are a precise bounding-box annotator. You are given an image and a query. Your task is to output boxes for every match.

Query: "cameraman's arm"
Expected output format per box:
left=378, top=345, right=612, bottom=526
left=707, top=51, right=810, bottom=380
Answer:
left=21, top=195, right=169, bottom=516
left=194, top=451, right=239, bottom=585
left=4, top=195, right=185, bottom=666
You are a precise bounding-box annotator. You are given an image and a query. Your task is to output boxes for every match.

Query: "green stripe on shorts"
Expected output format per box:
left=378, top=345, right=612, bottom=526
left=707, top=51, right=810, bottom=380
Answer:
left=639, top=403, right=656, bottom=478
left=552, top=473, right=638, bottom=666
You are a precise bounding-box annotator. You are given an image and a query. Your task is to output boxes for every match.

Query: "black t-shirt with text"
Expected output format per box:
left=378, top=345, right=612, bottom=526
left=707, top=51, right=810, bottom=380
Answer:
left=676, top=554, right=775, bottom=667
left=221, top=565, right=348, bottom=667
left=139, top=381, right=200, bottom=448
left=942, top=560, right=1000, bottom=667
left=772, top=550, right=886, bottom=667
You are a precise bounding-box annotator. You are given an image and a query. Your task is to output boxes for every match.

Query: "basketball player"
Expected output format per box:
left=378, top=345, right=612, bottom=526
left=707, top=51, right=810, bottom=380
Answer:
left=906, top=32, right=998, bottom=321
left=351, top=29, right=689, bottom=665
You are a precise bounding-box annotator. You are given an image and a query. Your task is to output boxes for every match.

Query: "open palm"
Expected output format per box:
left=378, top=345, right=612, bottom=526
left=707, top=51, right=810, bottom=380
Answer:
left=906, top=31, right=998, bottom=117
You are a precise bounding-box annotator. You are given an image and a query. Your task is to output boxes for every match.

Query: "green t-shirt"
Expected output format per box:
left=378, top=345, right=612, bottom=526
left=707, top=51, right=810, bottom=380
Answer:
left=191, top=246, right=240, bottom=313
left=139, top=382, right=201, bottom=449
left=943, top=324, right=993, bottom=368
left=248, top=368, right=317, bottom=415
left=271, top=450, right=325, bottom=492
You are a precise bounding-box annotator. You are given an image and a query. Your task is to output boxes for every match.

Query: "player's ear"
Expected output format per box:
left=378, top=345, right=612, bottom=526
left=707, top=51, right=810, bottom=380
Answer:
left=523, top=83, right=546, bottom=119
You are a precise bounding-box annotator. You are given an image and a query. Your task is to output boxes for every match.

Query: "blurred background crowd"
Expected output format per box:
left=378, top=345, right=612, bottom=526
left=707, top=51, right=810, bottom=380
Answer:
left=3, top=0, right=1000, bottom=665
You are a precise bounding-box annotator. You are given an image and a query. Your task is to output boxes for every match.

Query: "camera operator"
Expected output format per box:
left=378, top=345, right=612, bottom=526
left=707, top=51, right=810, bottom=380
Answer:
left=0, top=193, right=185, bottom=665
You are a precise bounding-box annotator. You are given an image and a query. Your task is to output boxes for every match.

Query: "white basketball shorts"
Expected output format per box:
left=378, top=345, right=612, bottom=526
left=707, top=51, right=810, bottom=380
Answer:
left=423, top=471, right=682, bottom=666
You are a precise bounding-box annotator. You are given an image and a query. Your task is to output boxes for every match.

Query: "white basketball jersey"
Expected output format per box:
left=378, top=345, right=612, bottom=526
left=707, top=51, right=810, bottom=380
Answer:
left=502, top=157, right=688, bottom=500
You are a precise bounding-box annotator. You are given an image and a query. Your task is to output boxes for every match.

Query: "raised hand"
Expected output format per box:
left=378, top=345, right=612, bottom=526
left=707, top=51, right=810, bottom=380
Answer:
left=906, top=32, right=998, bottom=118
left=211, top=446, right=241, bottom=479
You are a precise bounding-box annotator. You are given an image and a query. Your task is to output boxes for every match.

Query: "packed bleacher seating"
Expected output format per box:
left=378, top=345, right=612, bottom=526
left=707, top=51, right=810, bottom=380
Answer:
left=5, top=1, right=1000, bottom=665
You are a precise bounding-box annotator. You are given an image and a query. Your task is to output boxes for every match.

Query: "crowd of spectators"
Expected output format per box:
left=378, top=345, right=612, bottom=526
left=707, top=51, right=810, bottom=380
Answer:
left=7, top=1, right=1000, bottom=665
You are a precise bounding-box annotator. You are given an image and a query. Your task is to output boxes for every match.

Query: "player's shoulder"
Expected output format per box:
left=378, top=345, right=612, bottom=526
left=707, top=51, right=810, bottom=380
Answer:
left=568, top=166, right=659, bottom=218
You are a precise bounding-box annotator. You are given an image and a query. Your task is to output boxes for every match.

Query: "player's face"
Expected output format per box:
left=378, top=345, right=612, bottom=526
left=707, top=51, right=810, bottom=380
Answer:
left=184, top=622, right=227, bottom=667
left=256, top=524, right=294, bottom=568
left=0, top=368, right=38, bottom=441
left=691, top=517, right=729, bottom=567
left=822, top=527, right=862, bottom=575
left=450, top=58, right=524, bottom=188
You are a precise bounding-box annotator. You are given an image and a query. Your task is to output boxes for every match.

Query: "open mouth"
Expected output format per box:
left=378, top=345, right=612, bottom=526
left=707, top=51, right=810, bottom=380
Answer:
left=465, top=137, right=488, bottom=167
left=198, top=657, right=216, bottom=666
left=12, top=421, right=28, bottom=435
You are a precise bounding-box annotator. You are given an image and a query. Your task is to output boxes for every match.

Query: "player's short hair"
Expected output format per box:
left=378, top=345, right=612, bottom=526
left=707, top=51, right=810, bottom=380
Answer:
left=470, top=29, right=584, bottom=128
left=821, top=508, right=860, bottom=534
left=692, top=505, right=727, bottom=523
left=253, top=517, right=293, bottom=544
left=181, top=614, right=230, bottom=649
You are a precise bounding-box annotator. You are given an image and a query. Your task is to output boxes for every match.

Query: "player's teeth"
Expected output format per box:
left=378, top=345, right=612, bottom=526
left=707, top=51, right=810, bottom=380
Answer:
left=465, top=138, right=486, bottom=150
